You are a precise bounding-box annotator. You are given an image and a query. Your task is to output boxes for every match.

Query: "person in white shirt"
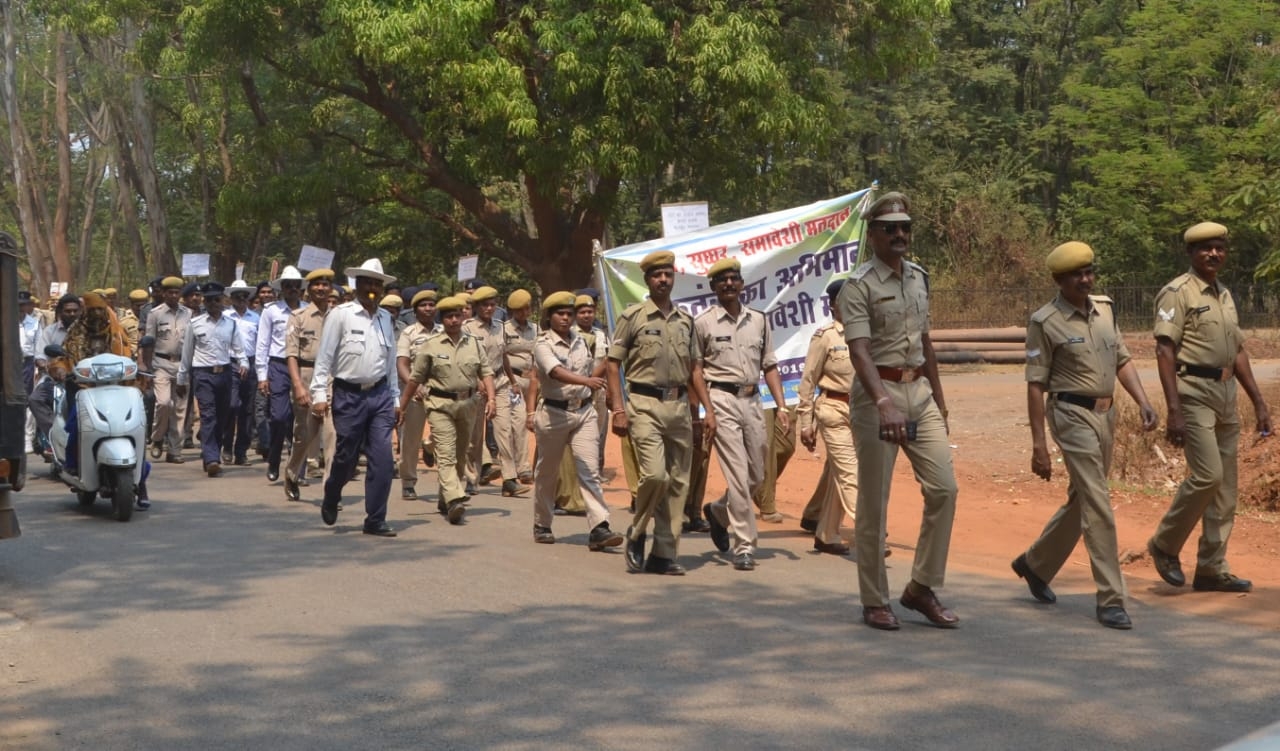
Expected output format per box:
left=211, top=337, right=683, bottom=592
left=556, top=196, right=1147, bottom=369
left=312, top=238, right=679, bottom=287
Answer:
left=177, top=282, right=248, bottom=477
left=222, top=280, right=261, bottom=465
left=255, top=265, right=305, bottom=482
left=311, top=259, right=401, bottom=537
left=35, top=294, right=81, bottom=368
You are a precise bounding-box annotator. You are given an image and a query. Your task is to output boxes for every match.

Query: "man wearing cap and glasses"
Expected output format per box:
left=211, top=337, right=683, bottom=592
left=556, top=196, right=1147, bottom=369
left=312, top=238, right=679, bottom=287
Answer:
left=312, top=259, right=402, bottom=537
left=282, top=269, right=338, bottom=501
left=840, top=191, right=960, bottom=631
left=255, top=265, right=306, bottom=482
left=177, top=282, right=248, bottom=478
left=1013, top=242, right=1158, bottom=629
left=143, top=277, right=192, bottom=463
left=607, top=250, right=715, bottom=576
left=697, top=257, right=788, bottom=572
left=1146, top=222, right=1273, bottom=595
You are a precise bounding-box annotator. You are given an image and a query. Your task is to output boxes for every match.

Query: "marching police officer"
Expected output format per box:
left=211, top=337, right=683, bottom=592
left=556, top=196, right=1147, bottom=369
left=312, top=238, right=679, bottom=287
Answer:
left=607, top=250, right=714, bottom=575
left=256, top=265, right=305, bottom=482
left=283, top=269, right=337, bottom=501
left=396, top=287, right=439, bottom=499
left=177, top=282, right=248, bottom=477
left=143, top=276, right=191, bottom=463
left=503, top=289, right=537, bottom=487
left=1014, top=241, right=1158, bottom=629
left=463, top=285, right=512, bottom=493
left=399, top=295, right=495, bottom=524
left=1147, top=222, right=1273, bottom=593
left=839, top=191, right=959, bottom=630
left=223, top=280, right=261, bottom=465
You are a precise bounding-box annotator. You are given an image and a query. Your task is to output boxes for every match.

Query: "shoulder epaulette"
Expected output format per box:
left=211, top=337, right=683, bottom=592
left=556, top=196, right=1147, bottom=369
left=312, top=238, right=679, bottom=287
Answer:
left=1029, top=303, right=1056, bottom=324
left=851, top=262, right=874, bottom=281
left=1164, top=274, right=1192, bottom=292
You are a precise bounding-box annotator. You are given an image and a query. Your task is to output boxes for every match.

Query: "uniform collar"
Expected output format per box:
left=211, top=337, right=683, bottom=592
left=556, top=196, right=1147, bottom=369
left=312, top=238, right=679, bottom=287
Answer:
left=869, top=254, right=913, bottom=282
left=1186, top=268, right=1221, bottom=294
left=1052, top=293, right=1095, bottom=320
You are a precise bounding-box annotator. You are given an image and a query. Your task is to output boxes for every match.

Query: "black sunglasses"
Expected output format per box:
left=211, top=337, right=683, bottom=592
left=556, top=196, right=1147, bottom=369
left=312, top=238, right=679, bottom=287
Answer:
left=874, top=222, right=912, bottom=235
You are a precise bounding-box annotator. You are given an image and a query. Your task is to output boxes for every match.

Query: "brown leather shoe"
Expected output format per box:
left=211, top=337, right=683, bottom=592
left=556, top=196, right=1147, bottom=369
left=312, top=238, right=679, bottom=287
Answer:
left=862, top=605, right=900, bottom=630
left=205, top=462, right=222, bottom=478
left=813, top=540, right=850, bottom=555
left=899, top=584, right=960, bottom=628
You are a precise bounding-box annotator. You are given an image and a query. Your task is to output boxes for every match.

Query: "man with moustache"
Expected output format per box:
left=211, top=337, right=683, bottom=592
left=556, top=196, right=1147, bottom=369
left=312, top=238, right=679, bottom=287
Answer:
left=608, top=250, right=714, bottom=576
left=502, top=289, right=537, bottom=487
left=1147, top=222, right=1273, bottom=594
left=283, top=269, right=338, bottom=501
left=312, top=260, right=401, bottom=537
left=463, top=286, right=515, bottom=494
left=840, top=192, right=959, bottom=630
left=1014, top=241, right=1158, bottom=629
left=697, top=257, right=788, bottom=572
left=177, top=282, right=248, bottom=478
left=255, top=265, right=306, bottom=482
left=395, top=287, right=440, bottom=500
left=142, top=277, right=192, bottom=463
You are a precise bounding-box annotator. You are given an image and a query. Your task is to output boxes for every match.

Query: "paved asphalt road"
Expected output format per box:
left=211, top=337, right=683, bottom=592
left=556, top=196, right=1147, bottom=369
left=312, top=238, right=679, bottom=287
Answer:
left=2, top=405, right=1279, bottom=750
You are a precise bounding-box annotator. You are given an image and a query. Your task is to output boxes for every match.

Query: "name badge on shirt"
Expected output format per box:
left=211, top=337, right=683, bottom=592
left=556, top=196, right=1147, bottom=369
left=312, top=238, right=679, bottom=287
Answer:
left=643, top=328, right=662, bottom=336
left=1191, top=305, right=1211, bottom=315
left=437, top=354, right=451, bottom=361
left=1067, top=336, right=1085, bottom=344
left=714, top=335, right=731, bottom=342
left=875, top=296, right=896, bottom=303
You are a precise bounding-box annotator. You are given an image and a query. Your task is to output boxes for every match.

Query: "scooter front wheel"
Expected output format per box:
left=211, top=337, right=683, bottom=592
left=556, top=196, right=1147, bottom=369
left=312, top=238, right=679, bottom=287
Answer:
left=109, top=468, right=135, bottom=522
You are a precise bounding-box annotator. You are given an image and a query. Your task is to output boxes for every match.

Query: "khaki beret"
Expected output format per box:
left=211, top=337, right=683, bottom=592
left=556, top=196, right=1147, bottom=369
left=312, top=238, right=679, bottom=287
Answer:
left=1184, top=222, right=1228, bottom=244
left=1046, top=241, right=1094, bottom=274
left=639, top=250, right=676, bottom=272
left=861, top=191, right=911, bottom=222
left=543, top=291, right=577, bottom=310
left=411, top=289, right=438, bottom=307
left=379, top=294, right=403, bottom=307
left=574, top=294, right=595, bottom=308
left=306, top=268, right=335, bottom=282
left=91, top=288, right=106, bottom=296
left=103, top=287, right=118, bottom=296
left=469, top=285, right=499, bottom=303
left=161, top=276, right=185, bottom=289
left=457, top=292, right=472, bottom=304
left=707, top=257, right=742, bottom=279
left=127, top=289, right=149, bottom=302
left=436, top=295, right=466, bottom=313
left=507, top=289, right=532, bottom=309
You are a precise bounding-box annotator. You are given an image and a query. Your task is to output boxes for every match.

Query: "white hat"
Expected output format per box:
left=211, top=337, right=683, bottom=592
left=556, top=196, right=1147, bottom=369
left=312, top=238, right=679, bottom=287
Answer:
left=270, top=265, right=304, bottom=291
left=227, top=279, right=253, bottom=296
left=343, top=258, right=396, bottom=284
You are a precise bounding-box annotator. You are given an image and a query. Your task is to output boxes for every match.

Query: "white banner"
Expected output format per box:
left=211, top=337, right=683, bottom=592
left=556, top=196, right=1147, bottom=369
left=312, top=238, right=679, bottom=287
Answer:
left=661, top=202, right=710, bottom=238
left=457, top=254, right=479, bottom=282
left=600, top=189, right=873, bottom=408
left=297, top=244, right=335, bottom=272
left=181, top=253, right=210, bottom=277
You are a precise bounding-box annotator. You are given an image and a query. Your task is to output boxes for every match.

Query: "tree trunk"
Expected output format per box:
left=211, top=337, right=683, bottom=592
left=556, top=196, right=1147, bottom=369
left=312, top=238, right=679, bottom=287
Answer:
left=1, top=0, right=51, bottom=293
left=52, top=27, right=74, bottom=285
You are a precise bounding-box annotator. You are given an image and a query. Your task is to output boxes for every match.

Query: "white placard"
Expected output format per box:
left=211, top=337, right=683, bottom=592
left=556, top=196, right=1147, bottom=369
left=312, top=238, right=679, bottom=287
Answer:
left=181, top=253, right=211, bottom=277
left=49, top=282, right=68, bottom=298
left=297, top=244, right=335, bottom=272
left=234, top=262, right=245, bottom=281
left=661, top=201, right=710, bottom=238
left=457, top=254, right=479, bottom=282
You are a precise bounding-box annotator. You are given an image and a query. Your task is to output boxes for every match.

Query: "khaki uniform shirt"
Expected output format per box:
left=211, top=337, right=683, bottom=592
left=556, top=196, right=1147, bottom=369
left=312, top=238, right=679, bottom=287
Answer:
left=410, top=332, right=493, bottom=407
left=1153, top=270, right=1242, bottom=369
left=118, top=308, right=140, bottom=351
left=462, top=317, right=507, bottom=391
left=607, top=299, right=699, bottom=387
left=503, top=318, right=538, bottom=378
left=796, top=321, right=853, bottom=431
left=694, top=304, right=776, bottom=385
left=397, top=321, right=435, bottom=401
left=144, top=302, right=192, bottom=359
left=533, top=329, right=593, bottom=403
left=285, top=303, right=330, bottom=365
left=839, top=255, right=930, bottom=367
left=1026, top=294, right=1130, bottom=397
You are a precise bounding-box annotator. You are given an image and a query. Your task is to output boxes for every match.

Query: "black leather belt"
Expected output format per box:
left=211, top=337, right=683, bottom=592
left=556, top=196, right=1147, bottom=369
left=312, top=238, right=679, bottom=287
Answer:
left=877, top=365, right=921, bottom=383
left=629, top=383, right=686, bottom=401
left=510, top=367, right=524, bottom=377
left=294, top=358, right=315, bottom=368
left=193, top=365, right=230, bottom=374
left=269, top=356, right=289, bottom=365
left=708, top=381, right=759, bottom=397
left=333, top=378, right=384, bottom=393
left=1177, top=362, right=1232, bottom=381
left=1053, top=392, right=1113, bottom=412
left=428, top=387, right=474, bottom=400
left=155, top=352, right=178, bottom=361
left=823, top=390, right=849, bottom=403
left=544, top=397, right=590, bottom=411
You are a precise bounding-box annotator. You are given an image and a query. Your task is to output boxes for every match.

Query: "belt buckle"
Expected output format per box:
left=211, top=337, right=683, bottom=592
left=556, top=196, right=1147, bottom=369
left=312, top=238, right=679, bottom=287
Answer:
left=212, top=366, right=224, bottom=374
left=736, top=385, right=752, bottom=398
left=1094, top=397, right=1113, bottom=412
left=1219, top=367, right=1233, bottom=382
left=663, top=386, right=679, bottom=400
left=568, top=398, right=583, bottom=411
left=361, top=381, right=375, bottom=391
left=900, top=368, right=918, bottom=383
left=459, top=389, right=472, bottom=400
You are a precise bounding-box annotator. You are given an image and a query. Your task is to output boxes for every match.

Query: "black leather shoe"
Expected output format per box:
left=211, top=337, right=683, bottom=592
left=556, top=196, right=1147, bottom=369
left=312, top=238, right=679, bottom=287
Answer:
left=733, top=553, right=756, bottom=571
left=502, top=479, right=528, bottom=497
left=401, top=485, right=416, bottom=500
left=267, top=466, right=280, bottom=482
left=900, top=583, right=960, bottom=628
left=800, top=518, right=818, bottom=534
left=321, top=499, right=339, bottom=526
left=587, top=524, right=624, bottom=551
left=183, top=438, right=195, bottom=449
left=135, top=498, right=152, bottom=511
left=1096, top=606, right=1133, bottom=630
left=643, top=556, right=686, bottom=576
left=165, top=454, right=185, bottom=464
left=233, top=456, right=249, bottom=466
left=284, top=475, right=301, bottom=502
left=1192, top=572, right=1253, bottom=592
left=1147, top=539, right=1185, bottom=587
left=625, top=527, right=646, bottom=572
left=437, top=498, right=448, bottom=516
left=813, top=540, right=850, bottom=555
left=446, top=499, right=467, bottom=525
left=533, top=525, right=555, bottom=544
left=205, top=462, right=223, bottom=478
left=863, top=605, right=900, bottom=630
left=704, top=503, right=730, bottom=552
left=682, top=518, right=711, bottom=534
left=422, top=446, right=436, bottom=468
left=465, top=481, right=477, bottom=496
left=363, top=522, right=397, bottom=537
left=1012, top=553, right=1057, bottom=604
left=479, top=463, right=500, bottom=485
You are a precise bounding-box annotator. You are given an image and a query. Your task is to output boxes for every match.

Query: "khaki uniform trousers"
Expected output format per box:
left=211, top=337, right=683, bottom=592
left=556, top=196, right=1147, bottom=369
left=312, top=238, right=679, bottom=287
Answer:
left=753, top=405, right=798, bottom=515
left=685, top=420, right=712, bottom=523
left=813, top=397, right=859, bottom=546
left=626, top=393, right=693, bottom=559
left=150, top=357, right=189, bottom=453
left=496, top=374, right=531, bottom=479
left=533, top=403, right=610, bottom=530
left=1153, top=377, right=1240, bottom=577
left=286, top=369, right=336, bottom=485
left=621, top=433, right=640, bottom=505
left=705, top=391, right=765, bottom=556
left=1025, top=401, right=1125, bottom=607
left=851, top=379, right=957, bottom=607
left=466, top=389, right=502, bottom=483
left=398, top=396, right=430, bottom=489
left=555, top=449, right=587, bottom=513
left=430, top=397, right=478, bottom=504
left=801, top=461, right=835, bottom=527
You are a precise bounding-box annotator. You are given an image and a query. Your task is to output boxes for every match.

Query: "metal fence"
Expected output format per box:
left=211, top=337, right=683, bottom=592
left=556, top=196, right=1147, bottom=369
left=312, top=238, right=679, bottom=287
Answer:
left=930, top=284, right=1280, bottom=331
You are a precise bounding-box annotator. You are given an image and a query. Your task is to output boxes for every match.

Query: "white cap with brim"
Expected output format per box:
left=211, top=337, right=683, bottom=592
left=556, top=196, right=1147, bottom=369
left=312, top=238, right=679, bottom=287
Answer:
left=270, top=265, right=305, bottom=291
left=343, top=258, right=396, bottom=285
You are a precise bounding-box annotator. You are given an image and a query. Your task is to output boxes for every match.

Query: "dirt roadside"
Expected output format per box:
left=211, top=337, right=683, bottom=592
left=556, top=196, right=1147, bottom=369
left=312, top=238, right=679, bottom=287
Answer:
left=599, top=351, right=1280, bottom=631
